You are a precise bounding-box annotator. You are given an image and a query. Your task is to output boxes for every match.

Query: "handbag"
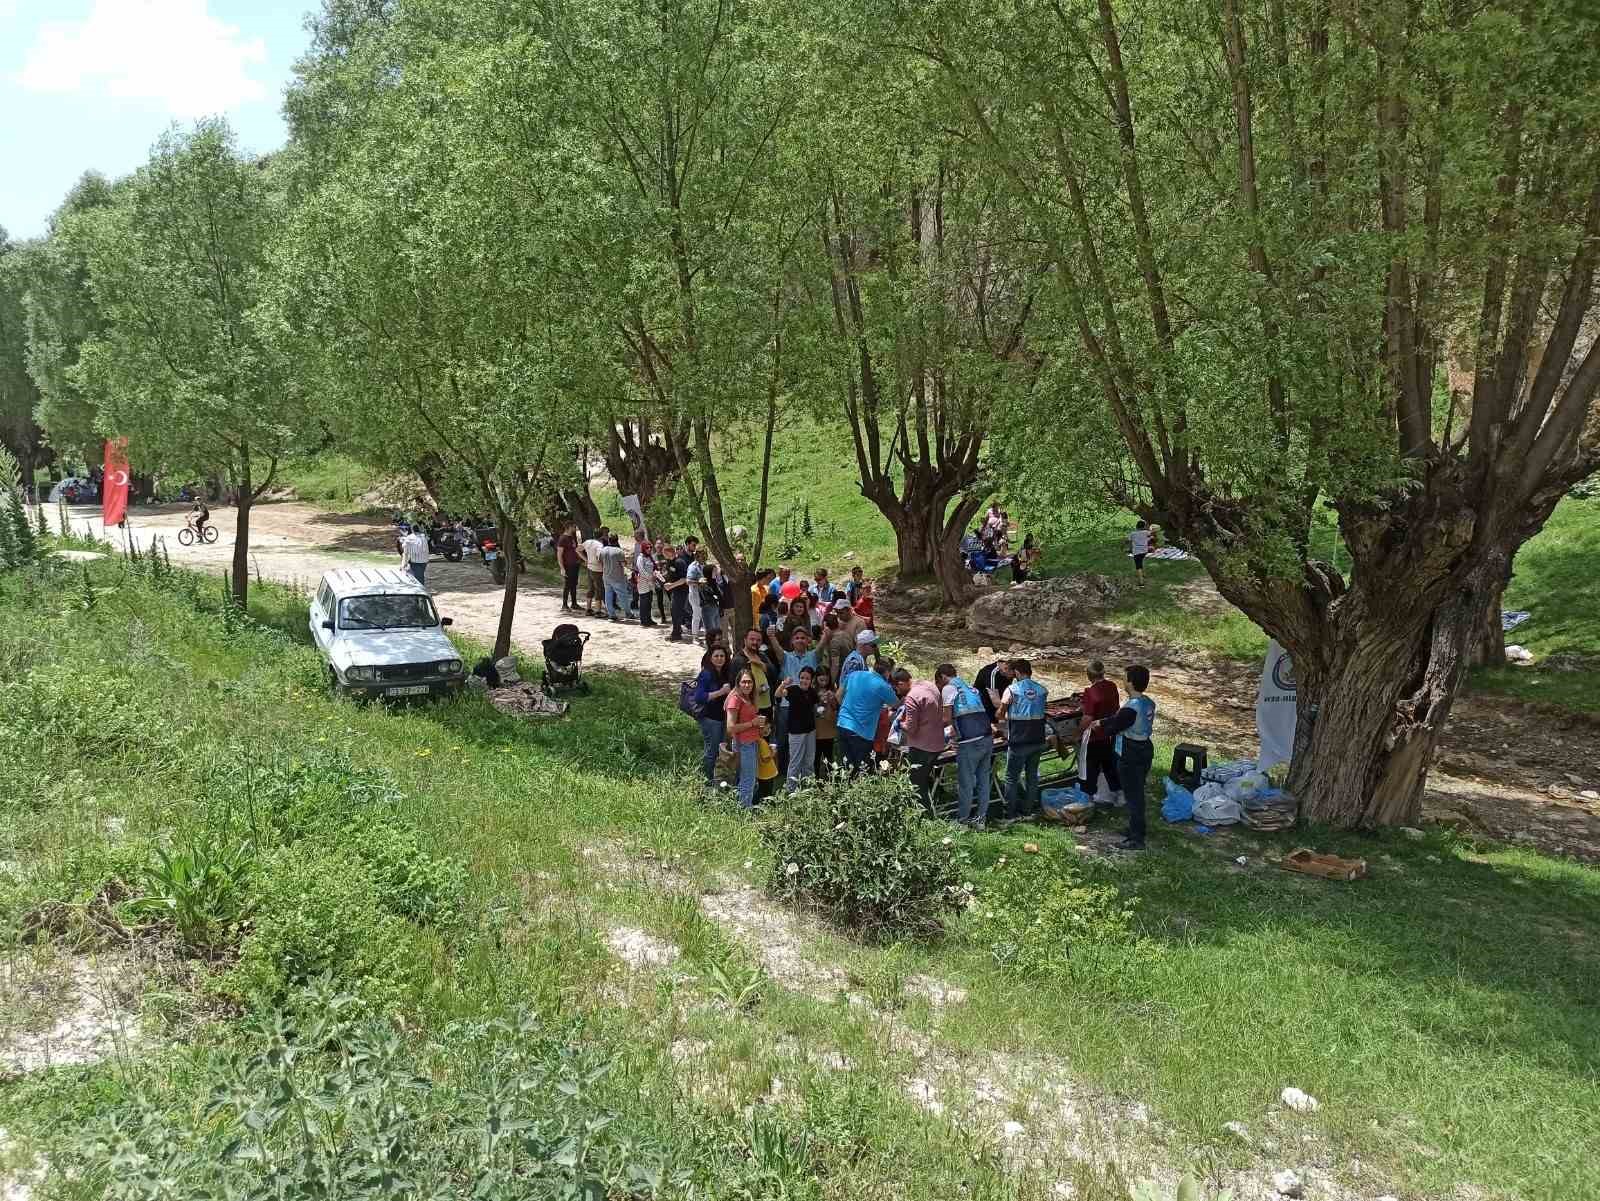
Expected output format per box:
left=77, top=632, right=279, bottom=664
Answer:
left=677, top=679, right=705, bottom=719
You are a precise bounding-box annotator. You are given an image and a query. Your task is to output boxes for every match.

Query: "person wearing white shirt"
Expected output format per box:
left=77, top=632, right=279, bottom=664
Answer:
left=400, top=527, right=431, bottom=586
left=634, top=546, right=658, bottom=628
left=581, top=529, right=608, bottom=615
left=1129, top=520, right=1153, bottom=587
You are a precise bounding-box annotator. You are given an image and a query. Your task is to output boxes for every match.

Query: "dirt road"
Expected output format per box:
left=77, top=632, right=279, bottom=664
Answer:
left=73, top=501, right=711, bottom=679
left=70, top=500, right=1600, bottom=859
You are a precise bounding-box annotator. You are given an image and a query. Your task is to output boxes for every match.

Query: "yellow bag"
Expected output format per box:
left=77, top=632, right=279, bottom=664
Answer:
left=756, top=737, right=778, bottom=781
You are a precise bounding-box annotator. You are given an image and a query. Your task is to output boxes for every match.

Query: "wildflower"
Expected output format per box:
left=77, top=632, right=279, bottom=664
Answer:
left=785, top=861, right=800, bottom=877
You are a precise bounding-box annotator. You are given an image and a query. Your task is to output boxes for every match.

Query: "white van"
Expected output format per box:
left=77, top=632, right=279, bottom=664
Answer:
left=309, top=567, right=465, bottom=699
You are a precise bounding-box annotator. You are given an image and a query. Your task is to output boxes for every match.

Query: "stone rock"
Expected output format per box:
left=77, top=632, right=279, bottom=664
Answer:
left=1582, top=790, right=1599, bottom=801
left=966, top=573, right=1125, bottom=646
left=1001, top=1120, right=1026, bottom=1140
left=1280, top=1086, right=1320, bottom=1113
left=1399, top=827, right=1425, bottom=840
left=1272, top=1169, right=1304, bottom=1197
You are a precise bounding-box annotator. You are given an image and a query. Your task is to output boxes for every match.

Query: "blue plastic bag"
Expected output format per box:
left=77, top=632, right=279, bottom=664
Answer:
left=1161, top=778, right=1195, bottom=822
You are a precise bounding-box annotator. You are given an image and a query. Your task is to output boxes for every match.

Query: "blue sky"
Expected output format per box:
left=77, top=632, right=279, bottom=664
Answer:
left=1, top=0, right=313, bottom=240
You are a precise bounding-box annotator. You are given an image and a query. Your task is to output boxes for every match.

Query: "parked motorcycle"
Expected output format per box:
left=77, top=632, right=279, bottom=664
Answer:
left=474, top=525, right=526, bottom=585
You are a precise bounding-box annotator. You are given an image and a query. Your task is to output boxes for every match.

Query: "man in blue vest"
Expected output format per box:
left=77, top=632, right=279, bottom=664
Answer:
left=1093, top=664, right=1158, bottom=850
left=938, top=663, right=995, bottom=829
left=995, top=659, right=1048, bottom=821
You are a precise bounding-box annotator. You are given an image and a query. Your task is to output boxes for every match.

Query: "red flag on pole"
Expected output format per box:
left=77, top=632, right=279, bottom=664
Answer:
left=102, top=439, right=130, bottom=527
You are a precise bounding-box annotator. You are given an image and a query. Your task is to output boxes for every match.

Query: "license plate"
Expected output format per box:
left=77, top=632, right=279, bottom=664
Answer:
left=386, top=684, right=430, bottom=697
left=484, top=551, right=499, bottom=561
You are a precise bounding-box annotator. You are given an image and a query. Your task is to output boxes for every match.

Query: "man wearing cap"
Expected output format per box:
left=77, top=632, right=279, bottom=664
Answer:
left=836, top=652, right=897, bottom=772
left=840, top=628, right=878, bottom=681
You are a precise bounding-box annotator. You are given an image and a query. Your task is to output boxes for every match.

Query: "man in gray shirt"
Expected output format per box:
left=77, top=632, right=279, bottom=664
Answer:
left=600, top=535, right=629, bottom=621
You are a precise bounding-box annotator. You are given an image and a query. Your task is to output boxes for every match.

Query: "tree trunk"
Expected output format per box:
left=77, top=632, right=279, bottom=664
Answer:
left=1469, top=566, right=1511, bottom=668
left=726, top=562, right=757, bottom=647
left=1280, top=553, right=1505, bottom=827
left=929, top=493, right=986, bottom=608
left=414, top=453, right=447, bottom=510
left=493, top=517, right=519, bottom=661
left=232, top=455, right=252, bottom=612
left=543, top=485, right=602, bottom=541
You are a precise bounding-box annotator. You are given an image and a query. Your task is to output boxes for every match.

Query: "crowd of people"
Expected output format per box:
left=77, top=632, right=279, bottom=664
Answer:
left=550, top=517, right=1163, bottom=850
left=690, top=623, right=1160, bottom=851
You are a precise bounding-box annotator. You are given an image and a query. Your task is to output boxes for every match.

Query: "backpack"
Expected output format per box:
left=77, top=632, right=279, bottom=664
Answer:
left=678, top=679, right=705, bottom=719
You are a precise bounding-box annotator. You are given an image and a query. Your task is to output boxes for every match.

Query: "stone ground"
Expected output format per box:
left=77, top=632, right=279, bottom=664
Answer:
left=65, top=501, right=1600, bottom=862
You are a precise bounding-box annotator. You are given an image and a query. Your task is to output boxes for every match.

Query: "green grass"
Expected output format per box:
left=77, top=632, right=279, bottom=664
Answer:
left=1, top=554, right=1597, bottom=1200
left=277, top=452, right=386, bottom=512
left=1471, top=495, right=1600, bottom=711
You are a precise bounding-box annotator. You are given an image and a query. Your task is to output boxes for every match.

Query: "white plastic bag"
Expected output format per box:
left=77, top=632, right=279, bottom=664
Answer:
left=1194, top=795, right=1245, bottom=825
left=1193, top=781, right=1226, bottom=806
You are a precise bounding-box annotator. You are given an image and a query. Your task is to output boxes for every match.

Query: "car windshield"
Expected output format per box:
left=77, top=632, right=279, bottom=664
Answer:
left=338, top=594, right=439, bottom=630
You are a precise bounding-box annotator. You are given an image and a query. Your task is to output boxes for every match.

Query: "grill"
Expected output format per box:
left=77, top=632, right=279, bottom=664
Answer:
left=376, top=663, right=439, bottom=682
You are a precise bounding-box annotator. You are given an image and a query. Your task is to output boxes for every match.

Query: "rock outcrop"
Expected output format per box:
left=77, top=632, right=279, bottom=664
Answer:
left=965, top=574, right=1124, bottom=646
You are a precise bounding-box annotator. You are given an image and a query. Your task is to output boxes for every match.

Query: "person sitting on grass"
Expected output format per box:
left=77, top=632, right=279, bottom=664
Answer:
left=1090, top=664, right=1157, bottom=851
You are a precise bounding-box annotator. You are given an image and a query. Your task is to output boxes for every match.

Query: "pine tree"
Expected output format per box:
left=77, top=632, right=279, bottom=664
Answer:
left=13, top=503, right=37, bottom=565
left=0, top=504, right=17, bottom=569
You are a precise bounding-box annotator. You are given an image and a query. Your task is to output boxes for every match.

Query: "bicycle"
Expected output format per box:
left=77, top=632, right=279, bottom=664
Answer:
left=177, top=518, right=219, bottom=546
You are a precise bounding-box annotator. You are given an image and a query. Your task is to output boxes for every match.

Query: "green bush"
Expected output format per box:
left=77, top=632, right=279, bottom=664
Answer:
left=121, top=840, right=257, bottom=954
left=63, top=994, right=671, bottom=1201
left=757, top=772, right=966, bottom=940
left=223, top=846, right=412, bottom=1013
left=966, top=847, right=1154, bottom=990
left=345, top=821, right=468, bottom=926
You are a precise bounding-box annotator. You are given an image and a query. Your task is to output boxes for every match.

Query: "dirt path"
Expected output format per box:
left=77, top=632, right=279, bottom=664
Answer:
left=74, top=502, right=710, bottom=679
left=71, top=501, right=1600, bottom=860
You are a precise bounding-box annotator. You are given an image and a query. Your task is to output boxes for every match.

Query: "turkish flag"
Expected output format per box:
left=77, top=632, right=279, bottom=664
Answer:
left=102, top=439, right=130, bottom=527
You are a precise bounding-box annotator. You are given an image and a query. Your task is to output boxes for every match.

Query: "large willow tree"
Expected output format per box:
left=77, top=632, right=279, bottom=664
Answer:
left=889, top=0, right=1600, bottom=826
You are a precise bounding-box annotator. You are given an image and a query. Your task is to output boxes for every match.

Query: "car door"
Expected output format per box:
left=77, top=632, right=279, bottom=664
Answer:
left=310, top=583, right=335, bottom=656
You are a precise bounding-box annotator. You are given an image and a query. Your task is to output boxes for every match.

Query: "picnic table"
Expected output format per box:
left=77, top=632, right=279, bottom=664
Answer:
left=891, top=700, right=1084, bottom=819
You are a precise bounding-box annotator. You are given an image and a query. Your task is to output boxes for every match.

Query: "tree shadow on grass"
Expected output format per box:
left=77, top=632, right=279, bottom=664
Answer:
left=1004, top=814, right=1600, bottom=1079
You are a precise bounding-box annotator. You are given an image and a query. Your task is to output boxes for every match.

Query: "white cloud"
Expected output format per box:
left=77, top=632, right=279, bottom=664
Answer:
left=17, top=0, right=268, bottom=118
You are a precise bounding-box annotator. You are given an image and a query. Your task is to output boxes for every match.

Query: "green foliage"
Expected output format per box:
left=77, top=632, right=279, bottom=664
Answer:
left=64, top=996, right=668, bottom=1201
left=344, top=820, right=468, bottom=927
left=966, top=847, right=1153, bottom=991
left=758, top=772, right=967, bottom=940
left=222, top=844, right=412, bottom=1013
left=1132, top=1179, right=1234, bottom=1201
left=120, top=841, right=257, bottom=954
left=693, top=948, right=768, bottom=1012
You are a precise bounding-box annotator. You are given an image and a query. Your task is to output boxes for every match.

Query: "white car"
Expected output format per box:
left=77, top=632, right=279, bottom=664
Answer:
left=309, top=567, right=465, bottom=699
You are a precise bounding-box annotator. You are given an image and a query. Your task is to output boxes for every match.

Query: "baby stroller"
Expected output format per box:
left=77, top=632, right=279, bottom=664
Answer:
left=541, top=623, right=591, bottom=694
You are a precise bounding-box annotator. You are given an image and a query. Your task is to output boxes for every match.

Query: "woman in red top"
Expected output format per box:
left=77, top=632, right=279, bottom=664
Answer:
left=557, top=523, right=582, bottom=610
left=1068, top=659, right=1121, bottom=803
left=725, top=668, right=765, bottom=809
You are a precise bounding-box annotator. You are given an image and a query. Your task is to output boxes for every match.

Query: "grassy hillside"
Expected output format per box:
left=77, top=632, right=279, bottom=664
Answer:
left=1, top=553, right=1596, bottom=1200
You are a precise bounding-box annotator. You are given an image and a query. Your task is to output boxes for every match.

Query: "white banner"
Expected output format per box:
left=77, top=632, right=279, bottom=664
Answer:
left=1256, top=639, right=1297, bottom=771
left=619, top=493, right=647, bottom=539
